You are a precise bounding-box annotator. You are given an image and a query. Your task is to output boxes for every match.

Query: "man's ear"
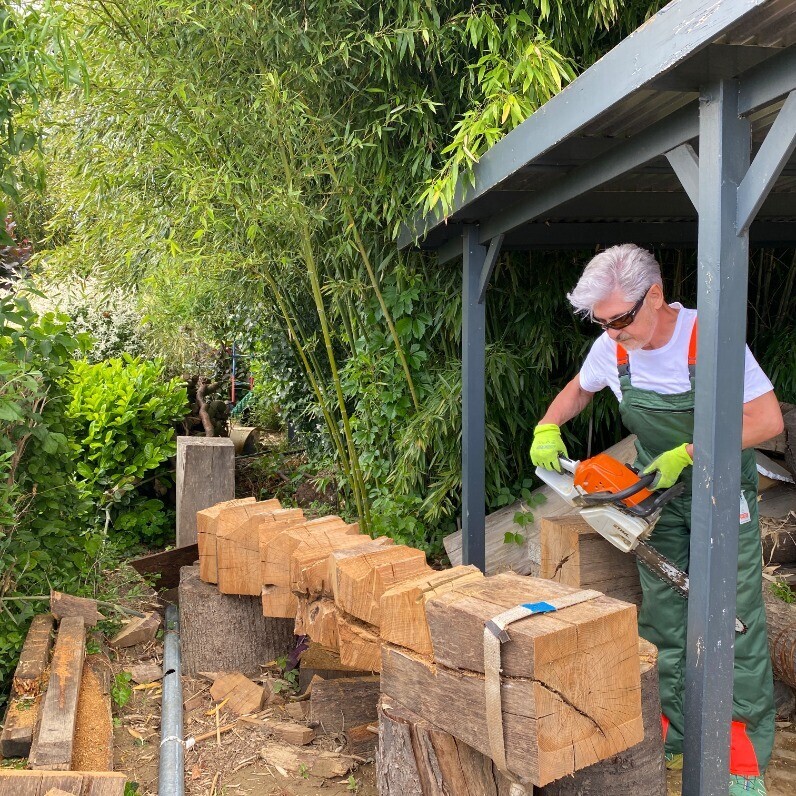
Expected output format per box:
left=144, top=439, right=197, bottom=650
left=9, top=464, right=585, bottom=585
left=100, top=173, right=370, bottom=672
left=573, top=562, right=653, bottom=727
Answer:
left=650, top=283, right=665, bottom=309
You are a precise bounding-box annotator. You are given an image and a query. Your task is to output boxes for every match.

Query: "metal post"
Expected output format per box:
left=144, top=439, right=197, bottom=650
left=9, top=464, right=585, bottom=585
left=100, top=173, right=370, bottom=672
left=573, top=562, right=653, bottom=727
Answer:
left=462, top=224, right=487, bottom=571
left=683, top=78, right=751, bottom=796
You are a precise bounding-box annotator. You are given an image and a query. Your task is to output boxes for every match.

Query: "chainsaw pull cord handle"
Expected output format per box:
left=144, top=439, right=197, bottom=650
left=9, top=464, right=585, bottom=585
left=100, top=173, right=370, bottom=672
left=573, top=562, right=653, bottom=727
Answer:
left=578, top=470, right=658, bottom=505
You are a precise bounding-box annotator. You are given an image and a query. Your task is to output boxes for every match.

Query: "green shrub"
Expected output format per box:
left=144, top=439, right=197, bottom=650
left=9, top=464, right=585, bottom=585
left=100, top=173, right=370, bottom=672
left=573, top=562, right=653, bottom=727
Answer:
left=63, top=355, right=188, bottom=548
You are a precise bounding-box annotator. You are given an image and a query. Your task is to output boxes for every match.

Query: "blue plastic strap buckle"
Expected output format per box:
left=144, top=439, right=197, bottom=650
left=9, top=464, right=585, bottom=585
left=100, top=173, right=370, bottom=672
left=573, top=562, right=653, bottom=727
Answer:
left=521, top=601, right=557, bottom=614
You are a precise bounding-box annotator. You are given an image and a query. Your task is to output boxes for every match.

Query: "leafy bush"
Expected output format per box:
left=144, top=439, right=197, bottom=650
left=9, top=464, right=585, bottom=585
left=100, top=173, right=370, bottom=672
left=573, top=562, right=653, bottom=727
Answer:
left=63, top=355, right=188, bottom=548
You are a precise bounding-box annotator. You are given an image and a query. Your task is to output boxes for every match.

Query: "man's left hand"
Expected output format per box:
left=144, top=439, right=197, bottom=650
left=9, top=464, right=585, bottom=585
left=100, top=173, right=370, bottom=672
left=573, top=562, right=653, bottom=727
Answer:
left=643, top=443, right=693, bottom=489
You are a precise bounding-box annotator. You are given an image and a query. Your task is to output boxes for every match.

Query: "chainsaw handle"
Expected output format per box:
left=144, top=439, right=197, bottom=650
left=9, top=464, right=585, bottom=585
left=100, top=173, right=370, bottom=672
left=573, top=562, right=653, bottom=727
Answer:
left=578, top=470, right=658, bottom=505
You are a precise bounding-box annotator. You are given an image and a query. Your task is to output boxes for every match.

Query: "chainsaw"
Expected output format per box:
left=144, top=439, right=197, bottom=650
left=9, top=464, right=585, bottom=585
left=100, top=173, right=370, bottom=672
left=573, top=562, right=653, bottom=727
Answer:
left=535, top=453, right=746, bottom=634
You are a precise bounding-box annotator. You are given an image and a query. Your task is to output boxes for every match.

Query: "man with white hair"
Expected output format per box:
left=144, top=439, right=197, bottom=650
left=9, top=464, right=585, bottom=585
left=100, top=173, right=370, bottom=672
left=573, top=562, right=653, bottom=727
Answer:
left=530, top=243, right=783, bottom=796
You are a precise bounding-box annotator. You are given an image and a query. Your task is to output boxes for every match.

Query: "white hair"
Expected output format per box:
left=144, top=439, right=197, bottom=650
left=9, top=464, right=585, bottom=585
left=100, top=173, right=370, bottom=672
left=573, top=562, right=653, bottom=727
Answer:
left=567, top=244, right=663, bottom=317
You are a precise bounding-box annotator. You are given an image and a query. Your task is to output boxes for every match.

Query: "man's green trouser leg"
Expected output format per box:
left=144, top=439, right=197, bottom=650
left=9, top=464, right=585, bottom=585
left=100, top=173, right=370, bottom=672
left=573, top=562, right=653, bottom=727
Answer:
left=636, top=486, right=775, bottom=773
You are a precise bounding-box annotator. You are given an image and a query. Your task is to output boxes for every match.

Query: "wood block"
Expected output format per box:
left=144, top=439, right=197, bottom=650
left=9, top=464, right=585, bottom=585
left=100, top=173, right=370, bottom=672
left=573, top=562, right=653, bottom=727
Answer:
left=283, top=701, right=308, bottom=721
left=176, top=436, right=236, bottom=547
left=179, top=565, right=294, bottom=678
left=50, top=592, right=104, bottom=627
left=0, top=772, right=127, bottom=796
left=269, top=720, right=315, bottom=745
left=380, top=565, right=484, bottom=656
left=762, top=528, right=796, bottom=565
left=71, top=655, right=114, bottom=772
left=200, top=499, right=281, bottom=584
left=210, top=672, right=265, bottom=715
left=129, top=662, right=162, bottom=684
left=333, top=545, right=430, bottom=626
left=217, top=507, right=304, bottom=595
left=298, top=643, right=372, bottom=691
left=261, top=584, right=298, bottom=618
left=540, top=516, right=642, bottom=605
left=108, top=612, right=161, bottom=648
left=385, top=572, right=642, bottom=786
left=336, top=614, right=381, bottom=672
left=292, top=536, right=394, bottom=598
left=1, top=614, right=55, bottom=757
left=129, top=544, right=199, bottom=590
left=261, top=518, right=359, bottom=587
left=258, top=743, right=353, bottom=779
left=30, top=616, right=86, bottom=771
left=295, top=597, right=339, bottom=650
left=308, top=675, right=381, bottom=734
left=345, top=723, right=378, bottom=758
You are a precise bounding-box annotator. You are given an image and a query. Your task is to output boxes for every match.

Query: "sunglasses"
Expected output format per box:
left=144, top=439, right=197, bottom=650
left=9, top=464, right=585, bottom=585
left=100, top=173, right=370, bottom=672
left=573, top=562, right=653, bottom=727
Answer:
left=592, top=287, right=650, bottom=331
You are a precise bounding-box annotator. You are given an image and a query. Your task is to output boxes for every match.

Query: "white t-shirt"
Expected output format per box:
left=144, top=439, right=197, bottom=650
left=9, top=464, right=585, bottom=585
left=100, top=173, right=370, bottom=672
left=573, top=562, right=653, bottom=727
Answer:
left=579, top=304, right=774, bottom=403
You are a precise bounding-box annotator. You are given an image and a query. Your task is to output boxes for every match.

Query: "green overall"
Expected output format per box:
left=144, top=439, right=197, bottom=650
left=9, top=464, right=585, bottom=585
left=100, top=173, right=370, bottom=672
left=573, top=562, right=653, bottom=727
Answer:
left=616, top=327, right=775, bottom=775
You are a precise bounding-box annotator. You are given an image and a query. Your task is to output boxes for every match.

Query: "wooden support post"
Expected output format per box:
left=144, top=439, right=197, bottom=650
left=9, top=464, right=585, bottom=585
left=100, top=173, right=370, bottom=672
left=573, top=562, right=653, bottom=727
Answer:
left=176, top=436, right=236, bottom=547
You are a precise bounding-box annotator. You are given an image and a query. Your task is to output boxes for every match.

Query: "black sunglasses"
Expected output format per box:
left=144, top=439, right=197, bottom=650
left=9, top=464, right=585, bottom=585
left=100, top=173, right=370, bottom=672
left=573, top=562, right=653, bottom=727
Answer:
left=592, top=287, right=650, bottom=331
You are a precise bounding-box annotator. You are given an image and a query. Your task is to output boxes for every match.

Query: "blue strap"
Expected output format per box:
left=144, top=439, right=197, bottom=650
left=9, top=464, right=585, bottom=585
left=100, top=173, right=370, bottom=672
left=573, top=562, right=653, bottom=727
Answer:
left=521, top=601, right=556, bottom=614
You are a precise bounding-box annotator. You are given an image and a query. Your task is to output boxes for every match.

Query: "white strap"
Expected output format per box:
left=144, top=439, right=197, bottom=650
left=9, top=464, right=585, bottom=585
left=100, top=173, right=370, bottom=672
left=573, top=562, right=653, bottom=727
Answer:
left=483, top=590, right=602, bottom=775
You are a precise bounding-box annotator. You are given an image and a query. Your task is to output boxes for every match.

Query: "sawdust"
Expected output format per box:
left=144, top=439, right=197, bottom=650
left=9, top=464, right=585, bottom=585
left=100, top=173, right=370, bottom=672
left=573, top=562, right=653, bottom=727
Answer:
left=72, top=657, right=114, bottom=771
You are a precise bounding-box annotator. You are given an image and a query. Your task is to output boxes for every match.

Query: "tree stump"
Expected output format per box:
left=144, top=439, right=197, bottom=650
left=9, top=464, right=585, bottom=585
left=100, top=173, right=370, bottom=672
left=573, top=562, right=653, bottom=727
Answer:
left=179, top=565, right=294, bottom=677
left=763, top=584, right=796, bottom=689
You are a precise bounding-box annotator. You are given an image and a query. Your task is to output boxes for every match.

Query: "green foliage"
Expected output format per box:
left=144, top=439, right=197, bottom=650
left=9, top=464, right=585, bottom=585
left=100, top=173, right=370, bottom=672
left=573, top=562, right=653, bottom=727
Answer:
left=770, top=581, right=795, bottom=604
left=111, top=670, right=133, bottom=709
left=63, top=356, right=188, bottom=547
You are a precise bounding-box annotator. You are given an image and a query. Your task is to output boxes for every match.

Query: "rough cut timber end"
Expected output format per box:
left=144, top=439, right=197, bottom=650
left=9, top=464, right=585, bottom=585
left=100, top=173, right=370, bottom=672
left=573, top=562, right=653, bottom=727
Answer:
left=333, top=545, right=431, bottom=627
left=379, top=565, right=485, bottom=656
left=50, top=591, right=104, bottom=627
left=262, top=584, right=299, bottom=618
left=336, top=613, right=382, bottom=672
left=295, top=597, right=340, bottom=651
left=109, top=612, right=161, bottom=648
left=210, top=672, right=265, bottom=715
left=197, top=496, right=256, bottom=582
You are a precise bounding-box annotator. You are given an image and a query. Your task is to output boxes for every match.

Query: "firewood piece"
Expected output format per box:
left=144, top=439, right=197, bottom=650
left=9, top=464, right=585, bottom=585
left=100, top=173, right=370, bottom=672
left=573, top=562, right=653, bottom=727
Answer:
left=336, top=614, right=381, bottom=672
left=217, top=507, right=305, bottom=595
left=198, top=498, right=277, bottom=583
left=0, top=772, right=126, bottom=795
left=298, top=644, right=371, bottom=691
left=333, top=545, right=430, bottom=626
left=764, top=584, right=796, bottom=689
left=129, top=544, right=199, bottom=590
left=269, top=720, right=316, bottom=745
left=209, top=672, right=265, bottom=715
left=261, top=584, right=298, bottom=618
left=259, top=742, right=353, bottom=778
left=345, top=723, right=378, bottom=758
left=380, top=565, right=484, bottom=656
left=45, top=790, right=76, bottom=796
left=50, top=592, right=104, bottom=627
left=309, top=675, right=381, bottom=734
left=538, top=637, right=665, bottom=795
left=540, top=516, right=643, bottom=605
left=261, top=518, right=359, bottom=587
left=179, top=566, right=294, bottom=677
left=283, top=701, right=308, bottom=721
left=1, top=614, right=54, bottom=758
left=30, top=616, right=86, bottom=771
left=293, top=537, right=395, bottom=598
left=295, top=597, right=339, bottom=650
left=71, top=655, right=114, bottom=772
left=129, top=662, right=163, bottom=684
left=762, top=529, right=796, bottom=565
left=108, top=612, right=161, bottom=648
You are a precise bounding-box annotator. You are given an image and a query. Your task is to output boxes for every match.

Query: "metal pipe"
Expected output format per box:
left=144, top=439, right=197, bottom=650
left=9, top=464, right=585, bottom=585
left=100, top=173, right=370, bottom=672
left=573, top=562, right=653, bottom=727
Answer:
left=159, top=604, right=184, bottom=796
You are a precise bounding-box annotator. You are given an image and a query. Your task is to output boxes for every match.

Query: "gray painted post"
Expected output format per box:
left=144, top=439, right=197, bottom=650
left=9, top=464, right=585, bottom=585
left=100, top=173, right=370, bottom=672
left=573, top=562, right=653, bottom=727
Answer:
left=462, top=225, right=487, bottom=571
left=176, top=436, right=235, bottom=547
left=682, top=78, right=751, bottom=796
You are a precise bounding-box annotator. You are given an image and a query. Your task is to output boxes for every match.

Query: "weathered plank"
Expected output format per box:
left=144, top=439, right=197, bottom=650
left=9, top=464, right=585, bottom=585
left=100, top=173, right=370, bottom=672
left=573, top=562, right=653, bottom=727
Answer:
left=0, top=771, right=127, bottom=796
left=30, top=616, right=87, bottom=771
left=308, top=675, right=381, bottom=734
left=129, top=544, right=199, bottom=589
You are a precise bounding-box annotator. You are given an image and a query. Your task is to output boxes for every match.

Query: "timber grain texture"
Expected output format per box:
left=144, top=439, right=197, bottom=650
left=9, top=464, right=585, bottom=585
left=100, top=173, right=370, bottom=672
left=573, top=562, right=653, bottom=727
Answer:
left=308, top=675, right=381, bottom=734
left=0, top=771, right=127, bottom=795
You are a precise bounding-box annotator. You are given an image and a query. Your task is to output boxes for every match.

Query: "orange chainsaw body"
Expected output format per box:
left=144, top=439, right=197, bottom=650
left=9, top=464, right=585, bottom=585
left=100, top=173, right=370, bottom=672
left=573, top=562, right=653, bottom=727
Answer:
left=573, top=453, right=654, bottom=508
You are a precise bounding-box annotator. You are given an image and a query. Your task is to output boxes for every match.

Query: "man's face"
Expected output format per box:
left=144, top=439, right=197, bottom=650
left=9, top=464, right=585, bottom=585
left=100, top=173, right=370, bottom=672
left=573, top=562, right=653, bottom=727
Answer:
left=591, top=288, right=658, bottom=350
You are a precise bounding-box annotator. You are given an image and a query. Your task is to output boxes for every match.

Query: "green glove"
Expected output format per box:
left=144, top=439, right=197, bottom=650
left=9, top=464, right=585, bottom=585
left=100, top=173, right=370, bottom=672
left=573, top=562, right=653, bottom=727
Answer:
left=643, top=443, right=693, bottom=489
left=530, top=424, right=568, bottom=472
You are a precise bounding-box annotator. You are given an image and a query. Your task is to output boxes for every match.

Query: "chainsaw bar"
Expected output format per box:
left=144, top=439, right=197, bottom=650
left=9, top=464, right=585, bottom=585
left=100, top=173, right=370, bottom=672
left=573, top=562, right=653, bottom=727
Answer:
left=633, top=542, right=747, bottom=635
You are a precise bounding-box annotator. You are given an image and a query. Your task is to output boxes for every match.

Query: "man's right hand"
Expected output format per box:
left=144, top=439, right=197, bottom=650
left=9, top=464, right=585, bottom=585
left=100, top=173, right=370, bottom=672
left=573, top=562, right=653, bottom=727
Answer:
left=530, top=424, right=568, bottom=472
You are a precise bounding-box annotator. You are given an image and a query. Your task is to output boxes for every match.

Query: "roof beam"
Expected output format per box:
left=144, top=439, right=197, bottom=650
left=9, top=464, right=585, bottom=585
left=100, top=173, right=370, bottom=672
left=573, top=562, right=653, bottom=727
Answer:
left=738, top=44, right=796, bottom=116
left=665, top=144, right=700, bottom=209
left=737, top=90, right=796, bottom=233
left=435, top=231, right=464, bottom=264
left=478, top=103, right=699, bottom=244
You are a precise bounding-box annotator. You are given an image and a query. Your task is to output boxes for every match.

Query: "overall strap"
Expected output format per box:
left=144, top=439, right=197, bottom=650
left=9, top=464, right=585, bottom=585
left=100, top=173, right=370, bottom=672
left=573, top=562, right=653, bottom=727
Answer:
left=688, top=318, right=698, bottom=385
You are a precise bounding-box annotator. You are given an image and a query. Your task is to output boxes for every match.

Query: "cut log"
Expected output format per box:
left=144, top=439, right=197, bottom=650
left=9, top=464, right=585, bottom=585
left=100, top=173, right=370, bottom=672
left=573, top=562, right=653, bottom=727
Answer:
left=308, top=675, right=381, bottom=734
left=108, top=612, right=161, bottom=648
left=293, top=537, right=395, bottom=598
left=376, top=694, right=527, bottom=796
left=210, top=673, right=264, bottom=715
left=336, top=614, right=381, bottom=672
left=538, top=638, right=665, bottom=795
left=30, top=616, right=86, bottom=771
left=379, top=565, right=484, bottom=656
left=261, top=518, right=359, bottom=587
left=298, top=643, right=372, bottom=691
left=199, top=498, right=279, bottom=584
left=1, top=615, right=54, bottom=757
left=540, top=515, right=643, bottom=606
left=179, top=565, right=294, bottom=677
left=217, top=507, right=304, bottom=595
left=129, top=544, right=199, bottom=590
left=295, top=597, right=339, bottom=650
left=764, top=584, right=796, bottom=689
left=444, top=435, right=638, bottom=575
left=346, top=723, right=378, bottom=758
left=261, top=584, right=298, bottom=618
left=50, top=592, right=104, bottom=627
left=269, top=720, right=315, bottom=745
left=762, top=528, right=796, bottom=565
left=333, top=545, right=430, bottom=627
left=382, top=572, right=643, bottom=786
left=0, top=772, right=127, bottom=796
left=71, top=655, right=114, bottom=772
left=259, top=742, right=353, bottom=778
